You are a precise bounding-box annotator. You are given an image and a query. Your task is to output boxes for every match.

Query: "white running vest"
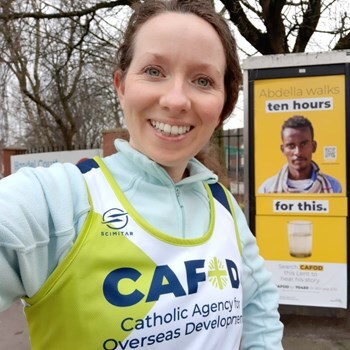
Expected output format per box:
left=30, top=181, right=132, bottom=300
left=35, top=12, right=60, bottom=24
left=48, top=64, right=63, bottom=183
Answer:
left=24, top=158, right=243, bottom=350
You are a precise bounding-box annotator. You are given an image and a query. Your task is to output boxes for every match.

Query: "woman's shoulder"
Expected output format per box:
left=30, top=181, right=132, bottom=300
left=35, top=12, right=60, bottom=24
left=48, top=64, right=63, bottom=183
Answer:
left=0, top=162, right=89, bottom=238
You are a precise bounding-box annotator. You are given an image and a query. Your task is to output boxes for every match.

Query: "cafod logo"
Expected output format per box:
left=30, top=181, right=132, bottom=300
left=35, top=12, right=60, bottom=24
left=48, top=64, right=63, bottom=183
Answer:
left=103, top=258, right=240, bottom=307
left=102, top=208, right=129, bottom=230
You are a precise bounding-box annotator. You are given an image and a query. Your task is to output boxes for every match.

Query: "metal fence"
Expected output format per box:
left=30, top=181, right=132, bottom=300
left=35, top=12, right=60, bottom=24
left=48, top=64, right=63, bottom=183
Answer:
left=219, top=128, right=244, bottom=200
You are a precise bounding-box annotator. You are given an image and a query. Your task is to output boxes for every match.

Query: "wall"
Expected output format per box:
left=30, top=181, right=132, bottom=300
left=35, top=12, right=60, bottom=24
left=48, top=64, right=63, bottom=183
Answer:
left=0, top=128, right=130, bottom=177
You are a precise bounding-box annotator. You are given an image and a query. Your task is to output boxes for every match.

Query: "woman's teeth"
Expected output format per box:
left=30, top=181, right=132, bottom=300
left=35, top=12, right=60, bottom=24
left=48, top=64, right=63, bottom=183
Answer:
left=151, top=120, right=190, bottom=136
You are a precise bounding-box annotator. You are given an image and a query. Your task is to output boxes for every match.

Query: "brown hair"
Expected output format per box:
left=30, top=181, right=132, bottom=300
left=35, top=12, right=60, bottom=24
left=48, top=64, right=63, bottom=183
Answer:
left=114, top=0, right=242, bottom=125
left=281, top=115, right=314, bottom=140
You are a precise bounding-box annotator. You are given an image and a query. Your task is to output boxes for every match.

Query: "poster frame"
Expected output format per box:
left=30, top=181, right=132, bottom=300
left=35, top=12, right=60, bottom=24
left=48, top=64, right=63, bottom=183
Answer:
left=242, top=52, right=350, bottom=308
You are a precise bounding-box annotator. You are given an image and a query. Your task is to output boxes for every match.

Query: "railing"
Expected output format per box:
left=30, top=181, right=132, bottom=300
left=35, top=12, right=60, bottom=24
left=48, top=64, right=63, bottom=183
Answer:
left=217, top=128, right=245, bottom=201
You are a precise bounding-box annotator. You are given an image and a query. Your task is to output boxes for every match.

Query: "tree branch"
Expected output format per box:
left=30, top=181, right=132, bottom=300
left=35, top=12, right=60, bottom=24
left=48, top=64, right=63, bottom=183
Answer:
left=220, top=0, right=275, bottom=54
left=260, top=0, right=288, bottom=53
left=292, top=0, right=321, bottom=52
left=0, top=0, right=134, bottom=20
left=333, top=32, right=350, bottom=50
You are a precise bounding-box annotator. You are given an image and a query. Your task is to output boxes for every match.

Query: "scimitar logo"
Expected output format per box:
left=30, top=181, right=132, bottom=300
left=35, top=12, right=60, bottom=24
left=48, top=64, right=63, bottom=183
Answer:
left=102, top=208, right=129, bottom=230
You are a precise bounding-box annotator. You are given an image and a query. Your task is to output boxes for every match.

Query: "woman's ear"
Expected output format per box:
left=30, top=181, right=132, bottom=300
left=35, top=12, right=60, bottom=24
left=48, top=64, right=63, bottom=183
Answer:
left=114, top=71, right=125, bottom=107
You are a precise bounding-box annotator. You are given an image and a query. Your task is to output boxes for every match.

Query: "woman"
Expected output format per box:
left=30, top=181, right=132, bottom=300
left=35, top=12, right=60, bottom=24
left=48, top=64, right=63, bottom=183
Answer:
left=0, top=0, right=283, bottom=349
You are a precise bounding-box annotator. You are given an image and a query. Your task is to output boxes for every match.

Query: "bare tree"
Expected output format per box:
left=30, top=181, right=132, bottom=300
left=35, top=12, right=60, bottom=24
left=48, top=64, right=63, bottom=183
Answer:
left=219, top=0, right=350, bottom=54
left=0, top=0, right=126, bottom=150
left=0, top=0, right=349, bottom=151
left=1, top=0, right=348, bottom=52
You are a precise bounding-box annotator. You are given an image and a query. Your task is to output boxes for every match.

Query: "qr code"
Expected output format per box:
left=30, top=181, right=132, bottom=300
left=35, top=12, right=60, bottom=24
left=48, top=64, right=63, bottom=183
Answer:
left=324, top=146, right=337, bottom=160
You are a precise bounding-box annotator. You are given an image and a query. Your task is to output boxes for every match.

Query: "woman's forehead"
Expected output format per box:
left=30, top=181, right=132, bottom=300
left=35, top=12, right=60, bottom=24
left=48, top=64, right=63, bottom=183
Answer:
left=131, top=12, right=226, bottom=69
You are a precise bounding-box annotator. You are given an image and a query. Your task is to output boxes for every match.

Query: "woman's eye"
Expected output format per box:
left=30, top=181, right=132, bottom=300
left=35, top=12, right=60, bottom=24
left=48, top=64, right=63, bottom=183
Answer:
left=145, top=67, right=161, bottom=77
left=196, top=77, right=211, bottom=88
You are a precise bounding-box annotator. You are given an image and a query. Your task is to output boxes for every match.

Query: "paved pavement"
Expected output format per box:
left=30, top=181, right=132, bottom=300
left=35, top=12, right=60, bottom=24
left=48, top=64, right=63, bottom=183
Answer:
left=0, top=300, right=349, bottom=349
left=282, top=312, right=350, bottom=350
left=0, top=301, right=30, bottom=350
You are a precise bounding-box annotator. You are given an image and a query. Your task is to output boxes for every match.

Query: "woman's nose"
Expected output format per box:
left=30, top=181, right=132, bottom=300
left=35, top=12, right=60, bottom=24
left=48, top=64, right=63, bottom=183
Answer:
left=159, top=79, right=191, bottom=113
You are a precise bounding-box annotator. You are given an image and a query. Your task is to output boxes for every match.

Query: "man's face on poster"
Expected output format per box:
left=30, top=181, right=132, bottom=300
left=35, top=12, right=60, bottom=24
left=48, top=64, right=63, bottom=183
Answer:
left=280, top=127, right=317, bottom=178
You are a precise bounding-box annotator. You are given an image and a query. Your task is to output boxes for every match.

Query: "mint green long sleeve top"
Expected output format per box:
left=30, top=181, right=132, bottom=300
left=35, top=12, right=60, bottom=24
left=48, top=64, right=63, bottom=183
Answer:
left=0, top=139, right=283, bottom=349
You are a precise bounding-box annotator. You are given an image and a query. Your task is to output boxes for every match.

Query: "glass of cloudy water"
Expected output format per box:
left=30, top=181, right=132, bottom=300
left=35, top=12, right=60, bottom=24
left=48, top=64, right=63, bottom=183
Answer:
left=287, top=221, right=313, bottom=258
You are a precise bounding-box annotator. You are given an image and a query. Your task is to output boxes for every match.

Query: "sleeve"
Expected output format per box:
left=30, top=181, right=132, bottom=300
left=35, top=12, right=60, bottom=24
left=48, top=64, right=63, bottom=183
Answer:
left=0, top=163, right=89, bottom=312
left=229, top=194, right=284, bottom=349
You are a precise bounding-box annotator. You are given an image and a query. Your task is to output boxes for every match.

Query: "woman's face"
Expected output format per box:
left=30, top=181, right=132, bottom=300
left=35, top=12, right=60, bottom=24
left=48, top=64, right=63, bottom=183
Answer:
left=114, top=12, right=226, bottom=182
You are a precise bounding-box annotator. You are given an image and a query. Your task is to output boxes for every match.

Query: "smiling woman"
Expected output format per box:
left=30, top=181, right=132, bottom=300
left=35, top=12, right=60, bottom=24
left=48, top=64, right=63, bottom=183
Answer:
left=114, top=11, right=226, bottom=182
left=0, top=1, right=283, bottom=349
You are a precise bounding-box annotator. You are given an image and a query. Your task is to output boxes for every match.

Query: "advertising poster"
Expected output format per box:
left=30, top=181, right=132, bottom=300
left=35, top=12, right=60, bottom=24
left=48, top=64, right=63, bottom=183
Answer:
left=254, top=74, right=348, bottom=308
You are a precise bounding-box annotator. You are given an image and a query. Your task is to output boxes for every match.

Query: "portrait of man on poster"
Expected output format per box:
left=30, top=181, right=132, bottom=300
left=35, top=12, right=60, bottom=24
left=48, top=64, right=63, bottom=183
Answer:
left=258, top=115, right=342, bottom=194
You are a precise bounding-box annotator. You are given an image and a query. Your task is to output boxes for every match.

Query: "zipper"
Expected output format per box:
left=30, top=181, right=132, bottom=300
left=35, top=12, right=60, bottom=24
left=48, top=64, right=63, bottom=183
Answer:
left=175, top=186, right=186, bottom=238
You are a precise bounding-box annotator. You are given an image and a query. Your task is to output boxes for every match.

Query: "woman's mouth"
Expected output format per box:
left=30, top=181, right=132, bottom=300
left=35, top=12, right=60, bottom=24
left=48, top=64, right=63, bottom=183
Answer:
left=150, top=120, right=191, bottom=136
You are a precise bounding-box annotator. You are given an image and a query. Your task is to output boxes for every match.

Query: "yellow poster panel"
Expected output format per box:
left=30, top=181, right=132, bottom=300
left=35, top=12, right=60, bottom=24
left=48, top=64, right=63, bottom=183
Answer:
left=254, top=75, right=346, bottom=195
left=256, top=216, right=347, bottom=263
left=256, top=215, right=347, bottom=307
